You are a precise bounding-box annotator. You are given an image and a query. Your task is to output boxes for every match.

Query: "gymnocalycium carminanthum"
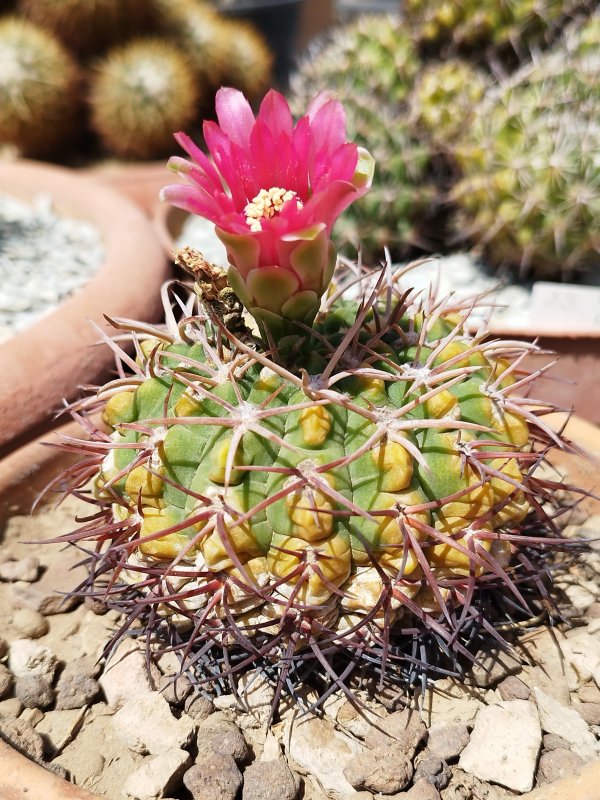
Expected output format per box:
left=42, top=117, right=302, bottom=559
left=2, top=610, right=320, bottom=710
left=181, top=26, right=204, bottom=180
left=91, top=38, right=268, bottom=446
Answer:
left=51, top=88, right=581, bottom=711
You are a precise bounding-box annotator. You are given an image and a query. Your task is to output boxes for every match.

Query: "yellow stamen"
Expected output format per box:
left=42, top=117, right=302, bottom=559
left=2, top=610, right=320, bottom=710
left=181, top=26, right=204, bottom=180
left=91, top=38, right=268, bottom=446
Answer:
left=244, top=187, right=303, bottom=232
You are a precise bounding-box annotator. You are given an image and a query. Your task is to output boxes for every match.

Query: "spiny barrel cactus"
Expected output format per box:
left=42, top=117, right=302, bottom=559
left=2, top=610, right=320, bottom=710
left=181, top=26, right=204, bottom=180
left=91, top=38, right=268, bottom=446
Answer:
left=404, top=0, right=587, bottom=61
left=51, top=88, right=578, bottom=706
left=451, top=47, right=600, bottom=279
left=89, top=39, right=201, bottom=160
left=409, top=59, right=489, bottom=146
left=17, top=0, right=153, bottom=58
left=0, top=16, right=81, bottom=158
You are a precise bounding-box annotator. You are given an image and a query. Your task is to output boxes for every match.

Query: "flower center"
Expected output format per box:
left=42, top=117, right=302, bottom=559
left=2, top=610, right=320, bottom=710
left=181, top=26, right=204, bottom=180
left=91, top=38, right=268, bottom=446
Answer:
left=244, top=187, right=303, bottom=232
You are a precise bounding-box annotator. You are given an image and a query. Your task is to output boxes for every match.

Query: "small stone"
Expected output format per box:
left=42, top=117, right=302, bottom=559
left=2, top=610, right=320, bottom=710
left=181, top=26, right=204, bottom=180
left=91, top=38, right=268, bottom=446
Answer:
left=20, top=707, right=44, bottom=726
left=242, top=759, right=300, bottom=800
left=0, top=636, right=8, bottom=659
left=497, top=675, right=531, bottom=701
left=422, top=680, right=485, bottom=726
left=55, top=672, right=100, bottom=710
left=0, top=716, right=45, bottom=760
left=585, top=602, right=600, bottom=619
left=185, top=693, right=214, bottom=721
left=426, top=722, right=469, bottom=761
left=15, top=675, right=54, bottom=709
left=0, top=556, right=40, bottom=582
left=542, top=733, right=570, bottom=751
left=157, top=673, right=192, bottom=707
left=42, top=762, right=68, bottom=780
left=364, top=707, right=427, bottom=758
left=404, top=779, right=442, bottom=800
left=0, top=663, right=13, bottom=699
left=183, top=754, right=242, bottom=800
left=577, top=702, right=600, bottom=726
left=8, top=640, right=58, bottom=683
left=536, top=748, right=586, bottom=785
left=35, top=707, right=86, bottom=757
left=284, top=716, right=364, bottom=796
left=578, top=683, right=600, bottom=704
left=414, top=755, right=451, bottom=790
left=466, top=646, right=522, bottom=688
left=560, top=629, right=600, bottom=687
left=458, top=701, right=542, bottom=793
left=441, top=768, right=515, bottom=800
left=0, top=697, right=23, bottom=716
left=123, top=748, right=191, bottom=800
left=196, top=713, right=250, bottom=763
left=11, top=608, right=49, bottom=639
left=534, top=688, right=597, bottom=761
left=10, top=569, right=81, bottom=615
left=83, top=595, right=109, bottom=615
left=62, top=655, right=102, bottom=680
left=113, top=694, right=194, bottom=755
left=344, top=742, right=414, bottom=794
left=99, top=639, right=159, bottom=709
left=237, top=670, right=276, bottom=725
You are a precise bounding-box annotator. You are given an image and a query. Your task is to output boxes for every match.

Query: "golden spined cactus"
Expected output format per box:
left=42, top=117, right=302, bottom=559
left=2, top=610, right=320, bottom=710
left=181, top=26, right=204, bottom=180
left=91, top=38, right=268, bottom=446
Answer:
left=17, top=0, right=153, bottom=58
left=0, top=16, right=81, bottom=157
left=88, top=39, right=201, bottom=160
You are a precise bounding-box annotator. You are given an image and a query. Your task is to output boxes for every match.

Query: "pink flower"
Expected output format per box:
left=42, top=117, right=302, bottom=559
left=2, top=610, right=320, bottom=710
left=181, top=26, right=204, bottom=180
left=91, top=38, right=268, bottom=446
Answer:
left=161, top=87, right=373, bottom=330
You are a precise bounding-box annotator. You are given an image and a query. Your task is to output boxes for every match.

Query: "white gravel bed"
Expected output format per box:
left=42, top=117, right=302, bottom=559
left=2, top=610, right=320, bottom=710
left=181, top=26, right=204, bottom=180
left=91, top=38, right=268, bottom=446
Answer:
left=0, top=193, right=104, bottom=344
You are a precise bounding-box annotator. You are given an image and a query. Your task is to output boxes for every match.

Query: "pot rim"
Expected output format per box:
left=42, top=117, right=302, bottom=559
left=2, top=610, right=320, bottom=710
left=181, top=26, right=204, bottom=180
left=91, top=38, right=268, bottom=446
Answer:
left=0, top=159, right=170, bottom=457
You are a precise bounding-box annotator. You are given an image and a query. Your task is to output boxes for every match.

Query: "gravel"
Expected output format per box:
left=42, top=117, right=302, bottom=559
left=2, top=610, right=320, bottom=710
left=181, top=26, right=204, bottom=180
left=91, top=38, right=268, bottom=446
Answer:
left=0, top=193, right=104, bottom=342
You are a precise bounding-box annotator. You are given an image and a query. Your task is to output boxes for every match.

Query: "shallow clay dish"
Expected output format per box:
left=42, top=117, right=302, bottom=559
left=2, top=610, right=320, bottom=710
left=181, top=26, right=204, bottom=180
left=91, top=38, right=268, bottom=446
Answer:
left=0, top=159, right=171, bottom=457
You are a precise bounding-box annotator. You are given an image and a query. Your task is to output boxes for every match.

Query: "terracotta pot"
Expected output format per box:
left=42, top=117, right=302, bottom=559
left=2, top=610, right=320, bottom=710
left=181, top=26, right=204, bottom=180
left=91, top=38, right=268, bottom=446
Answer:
left=0, top=417, right=102, bottom=526
left=0, top=738, right=103, bottom=800
left=82, top=160, right=170, bottom=218
left=0, top=160, right=171, bottom=458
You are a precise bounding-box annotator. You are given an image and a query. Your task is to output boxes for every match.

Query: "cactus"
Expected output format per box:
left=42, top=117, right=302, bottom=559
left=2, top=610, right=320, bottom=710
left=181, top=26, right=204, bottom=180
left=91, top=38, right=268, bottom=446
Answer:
left=216, top=18, right=273, bottom=104
left=451, top=47, right=600, bottom=279
left=409, top=59, right=489, bottom=146
left=52, top=88, right=578, bottom=706
left=17, top=0, right=153, bottom=58
left=89, top=39, right=201, bottom=160
left=0, top=17, right=80, bottom=158
left=152, top=0, right=229, bottom=90
left=404, top=0, right=587, bottom=61
left=290, top=15, right=439, bottom=263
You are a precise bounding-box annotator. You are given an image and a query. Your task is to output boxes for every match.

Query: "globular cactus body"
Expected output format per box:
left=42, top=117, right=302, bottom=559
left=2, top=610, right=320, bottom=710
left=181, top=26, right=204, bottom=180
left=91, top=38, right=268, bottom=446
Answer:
left=56, top=259, right=569, bottom=697
left=17, top=0, right=153, bottom=57
left=0, top=16, right=80, bottom=157
left=452, top=46, right=600, bottom=279
left=89, top=39, right=201, bottom=160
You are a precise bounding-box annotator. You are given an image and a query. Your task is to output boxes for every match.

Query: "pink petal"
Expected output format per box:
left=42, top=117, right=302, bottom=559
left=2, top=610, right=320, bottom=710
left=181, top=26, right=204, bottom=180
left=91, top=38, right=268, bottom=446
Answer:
left=173, top=132, right=222, bottom=188
left=308, top=96, right=347, bottom=161
left=257, top=90, right=294, bottom=141
left=302, top=180, right=360, bottom=232
left=203, top=121, right=251, bottom=207
left=214, top=87, right=256, bottom=150
left=160, top=183, right=233, bottom=221
left=312, top=142, right=358, bottom=192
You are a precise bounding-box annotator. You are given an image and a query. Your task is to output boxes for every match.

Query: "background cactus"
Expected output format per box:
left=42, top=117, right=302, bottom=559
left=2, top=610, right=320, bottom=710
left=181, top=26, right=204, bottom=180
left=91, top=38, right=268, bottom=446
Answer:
left=409, top=59, right=489, bottom=146
left=450, top=46, right=600, bottom=279
left=16, top=0, right=153, bottom=57
left=89, top=39, right=201, bottom=160
left=404, top=0, right=588, bottom=62
left=0, top=16, right=80, bottom=158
